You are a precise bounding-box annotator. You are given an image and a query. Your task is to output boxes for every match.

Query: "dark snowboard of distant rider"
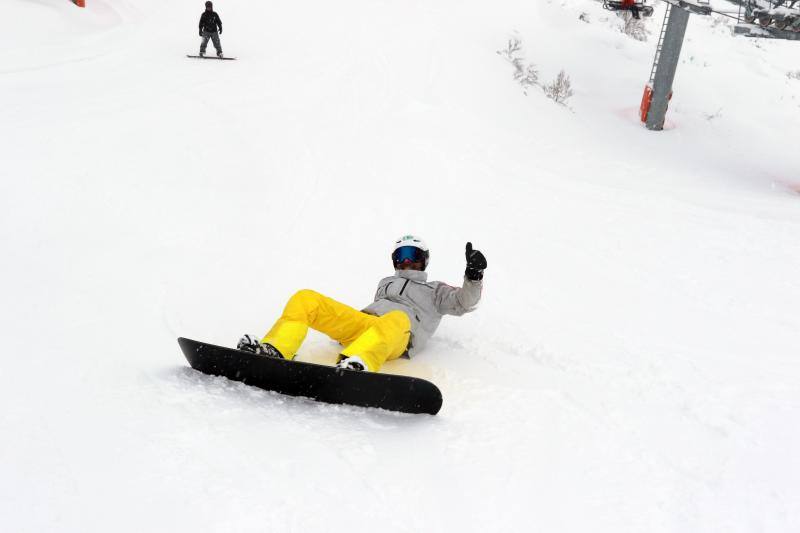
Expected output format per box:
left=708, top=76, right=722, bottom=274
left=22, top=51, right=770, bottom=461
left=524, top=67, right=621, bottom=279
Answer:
left=198, top=1, right=223, bottom=58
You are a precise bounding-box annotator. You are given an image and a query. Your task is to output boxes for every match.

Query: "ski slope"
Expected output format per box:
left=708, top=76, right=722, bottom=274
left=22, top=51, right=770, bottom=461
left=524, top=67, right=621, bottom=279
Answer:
left=2, top=0, right=799, bottom=531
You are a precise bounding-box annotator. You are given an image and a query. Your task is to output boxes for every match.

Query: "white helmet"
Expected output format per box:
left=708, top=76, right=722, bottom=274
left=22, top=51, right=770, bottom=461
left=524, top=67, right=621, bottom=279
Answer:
left=392, top=235, right=430, bottom=270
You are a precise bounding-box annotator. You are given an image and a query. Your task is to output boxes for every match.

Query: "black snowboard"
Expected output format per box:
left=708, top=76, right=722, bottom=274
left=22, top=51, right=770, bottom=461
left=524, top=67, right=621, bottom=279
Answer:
left=178, top=337, right=442, bottom=415
left=186, top=55, right=236, bottom=60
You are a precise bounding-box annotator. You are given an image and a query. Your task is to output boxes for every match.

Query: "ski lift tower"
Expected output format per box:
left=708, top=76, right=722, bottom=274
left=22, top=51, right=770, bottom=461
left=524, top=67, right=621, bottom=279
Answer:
left=640, top=0, right=712, bottom=130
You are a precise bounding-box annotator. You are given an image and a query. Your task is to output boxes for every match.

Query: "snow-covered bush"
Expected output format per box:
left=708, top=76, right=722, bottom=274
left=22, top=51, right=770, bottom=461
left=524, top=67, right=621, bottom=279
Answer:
left=498, top=36, right=574, bottom=107
left=788, top=70, right=800, bottom=80
left=543, top=70, right=574, bottom=105
left=497, top=37, right=539, bottom=94
left=619, top=12, right=650, bottom=41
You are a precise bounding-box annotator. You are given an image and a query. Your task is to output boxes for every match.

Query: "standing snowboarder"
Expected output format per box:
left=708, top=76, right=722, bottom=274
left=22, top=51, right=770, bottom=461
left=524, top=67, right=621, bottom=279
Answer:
left=237, top=236, right=487, bottom=372
left=198, top=1, right=223, bottom=58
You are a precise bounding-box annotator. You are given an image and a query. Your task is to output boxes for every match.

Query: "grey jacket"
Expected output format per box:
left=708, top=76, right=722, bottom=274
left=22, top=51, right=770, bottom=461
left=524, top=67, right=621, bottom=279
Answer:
left=362, top=269, right=482, bottom=356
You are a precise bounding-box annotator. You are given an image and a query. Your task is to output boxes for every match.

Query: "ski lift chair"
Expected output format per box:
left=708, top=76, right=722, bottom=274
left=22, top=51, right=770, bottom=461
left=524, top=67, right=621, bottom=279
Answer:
left=603, top=0, right=655, bottom=18
left=744, top=0, right=800, bottom=30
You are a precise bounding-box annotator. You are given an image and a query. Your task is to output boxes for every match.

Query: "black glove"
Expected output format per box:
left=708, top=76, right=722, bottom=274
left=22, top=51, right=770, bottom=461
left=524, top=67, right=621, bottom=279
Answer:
left=199, top=30, right=203, bottom=36
left=219, top=28, right=222, bottom=34
left=465, top=242, right=487, bottom=281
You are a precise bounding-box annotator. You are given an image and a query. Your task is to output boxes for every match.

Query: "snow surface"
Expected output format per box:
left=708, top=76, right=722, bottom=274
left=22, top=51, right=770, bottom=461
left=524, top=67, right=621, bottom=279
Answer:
left=2, top=0, right=799, bottom=531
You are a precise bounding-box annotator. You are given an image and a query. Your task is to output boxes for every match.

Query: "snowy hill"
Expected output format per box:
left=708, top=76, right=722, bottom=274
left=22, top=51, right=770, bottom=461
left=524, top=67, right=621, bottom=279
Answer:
left=2, top=0, right=799, bottom=531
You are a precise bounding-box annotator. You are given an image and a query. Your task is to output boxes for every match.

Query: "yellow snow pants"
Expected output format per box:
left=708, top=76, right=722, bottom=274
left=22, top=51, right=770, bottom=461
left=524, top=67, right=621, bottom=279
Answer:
left=261, top=289, right=411, bottom=372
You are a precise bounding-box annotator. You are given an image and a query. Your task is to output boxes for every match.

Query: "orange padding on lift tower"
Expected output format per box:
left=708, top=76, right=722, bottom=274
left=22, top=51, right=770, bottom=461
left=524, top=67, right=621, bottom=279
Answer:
left=640, top=85, right=653, bottom=123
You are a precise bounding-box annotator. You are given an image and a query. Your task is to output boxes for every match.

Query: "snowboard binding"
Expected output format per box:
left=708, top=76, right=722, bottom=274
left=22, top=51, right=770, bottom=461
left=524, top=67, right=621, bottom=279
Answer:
left=237, top=334, right=284, bottom=359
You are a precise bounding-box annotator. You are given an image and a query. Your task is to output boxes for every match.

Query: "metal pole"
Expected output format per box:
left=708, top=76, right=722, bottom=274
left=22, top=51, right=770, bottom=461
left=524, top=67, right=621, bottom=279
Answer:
left=646, top=6, right=690, bottom=131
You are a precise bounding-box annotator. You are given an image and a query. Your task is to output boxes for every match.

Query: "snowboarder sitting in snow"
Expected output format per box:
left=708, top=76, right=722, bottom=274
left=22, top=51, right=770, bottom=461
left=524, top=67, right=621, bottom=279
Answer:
left=198, top=1, right=223, bottom=58
left=237, top=236, right=487, bottom=372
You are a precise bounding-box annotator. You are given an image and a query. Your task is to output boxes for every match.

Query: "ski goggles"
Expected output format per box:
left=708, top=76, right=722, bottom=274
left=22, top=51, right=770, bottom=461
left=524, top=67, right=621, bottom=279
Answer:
left=392, top=246, right=427, bottom=266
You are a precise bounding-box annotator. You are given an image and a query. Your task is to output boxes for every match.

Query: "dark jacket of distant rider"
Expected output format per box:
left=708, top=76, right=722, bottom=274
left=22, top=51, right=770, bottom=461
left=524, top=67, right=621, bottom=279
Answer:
left=199, top=11, right=222, bottom=34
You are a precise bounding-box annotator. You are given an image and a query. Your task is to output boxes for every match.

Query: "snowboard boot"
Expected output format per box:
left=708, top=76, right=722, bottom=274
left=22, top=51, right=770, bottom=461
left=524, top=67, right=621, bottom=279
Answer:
left=237, top=334, right=284, bottom=359
left=336, top=355, right=368, bottom=372
left=199, top=51, right=205, bottom=57
left=217, top=52, right=223, bottom=58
